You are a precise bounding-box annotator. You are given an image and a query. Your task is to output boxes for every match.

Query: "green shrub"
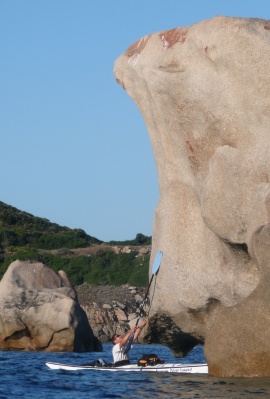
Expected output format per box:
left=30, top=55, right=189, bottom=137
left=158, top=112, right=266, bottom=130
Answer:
left=107, top=233, right=151, bottom=246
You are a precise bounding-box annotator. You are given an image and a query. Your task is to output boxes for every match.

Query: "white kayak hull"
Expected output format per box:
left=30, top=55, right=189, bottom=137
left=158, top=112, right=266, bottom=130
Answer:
left=46, top=361, right=208, bottom=374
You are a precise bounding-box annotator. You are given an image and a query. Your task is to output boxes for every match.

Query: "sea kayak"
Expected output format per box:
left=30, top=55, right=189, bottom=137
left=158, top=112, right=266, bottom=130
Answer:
left=45, top=361, right=208, bottom=374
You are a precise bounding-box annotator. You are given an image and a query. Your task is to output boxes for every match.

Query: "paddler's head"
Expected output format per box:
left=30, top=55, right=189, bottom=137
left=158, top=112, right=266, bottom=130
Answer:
left=112, top=334, right=122, bottom=344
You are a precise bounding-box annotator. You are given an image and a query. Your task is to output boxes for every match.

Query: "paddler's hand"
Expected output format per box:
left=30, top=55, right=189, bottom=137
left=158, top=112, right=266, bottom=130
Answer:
left=138, top=319, right=147, bottom=329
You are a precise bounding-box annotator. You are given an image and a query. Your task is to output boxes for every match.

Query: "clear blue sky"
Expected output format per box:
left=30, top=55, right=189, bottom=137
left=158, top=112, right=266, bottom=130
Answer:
left=1, top=1, right=269, bottom=242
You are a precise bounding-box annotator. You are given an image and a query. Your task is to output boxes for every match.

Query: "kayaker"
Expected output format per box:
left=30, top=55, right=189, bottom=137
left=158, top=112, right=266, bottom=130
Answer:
left=112, top=319, right=147, bottom=366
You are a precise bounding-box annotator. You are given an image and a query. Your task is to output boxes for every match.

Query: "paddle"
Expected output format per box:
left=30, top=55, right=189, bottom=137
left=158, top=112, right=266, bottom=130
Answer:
left=123, top=250, right=163, bottom=355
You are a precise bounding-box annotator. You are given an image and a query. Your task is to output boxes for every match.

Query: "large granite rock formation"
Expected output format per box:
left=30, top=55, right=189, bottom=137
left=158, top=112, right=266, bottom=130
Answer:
left=0, top=260, right=101, bottom=352
left=114, top=16, right=270, bottom=377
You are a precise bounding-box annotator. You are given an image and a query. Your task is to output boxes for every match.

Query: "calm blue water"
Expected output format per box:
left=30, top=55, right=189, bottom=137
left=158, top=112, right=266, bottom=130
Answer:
left=0, top=344, right=270, bottom=398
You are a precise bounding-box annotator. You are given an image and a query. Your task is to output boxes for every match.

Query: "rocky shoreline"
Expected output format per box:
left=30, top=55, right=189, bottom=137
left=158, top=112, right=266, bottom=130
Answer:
left=76, top=283, right=147, bottom=343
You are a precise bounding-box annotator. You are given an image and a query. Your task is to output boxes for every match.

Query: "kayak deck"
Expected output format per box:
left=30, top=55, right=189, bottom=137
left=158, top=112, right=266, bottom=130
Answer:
left=46, top=361, right=208, bottom=374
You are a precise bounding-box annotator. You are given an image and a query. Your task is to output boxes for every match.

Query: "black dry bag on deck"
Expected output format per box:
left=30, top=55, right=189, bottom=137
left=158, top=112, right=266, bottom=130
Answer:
left=137, top=353, right=164, bottom=367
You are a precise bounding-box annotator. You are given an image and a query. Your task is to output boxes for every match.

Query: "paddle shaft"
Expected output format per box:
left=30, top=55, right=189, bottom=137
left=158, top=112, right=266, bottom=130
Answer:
left=123, top=253, right=162, bottom=355
left=143, top=273, right=154, bottom=301
left=136, top=251, right=163, bottom=323
left=125, top=275, right=154, bottom=347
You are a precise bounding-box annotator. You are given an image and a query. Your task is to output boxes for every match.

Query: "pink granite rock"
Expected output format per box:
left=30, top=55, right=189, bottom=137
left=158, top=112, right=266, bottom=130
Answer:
left=114, top=16, right=270, bottom=376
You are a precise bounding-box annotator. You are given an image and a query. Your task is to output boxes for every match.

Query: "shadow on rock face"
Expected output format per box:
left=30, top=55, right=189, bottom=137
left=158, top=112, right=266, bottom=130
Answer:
left=205, top=225, right=270, bottom=377
left=144, top=314, right=204, bottom=357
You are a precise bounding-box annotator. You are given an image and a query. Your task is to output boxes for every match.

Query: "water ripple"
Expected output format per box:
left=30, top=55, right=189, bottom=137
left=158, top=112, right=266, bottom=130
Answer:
left=0, top=345, right=270, bottom=398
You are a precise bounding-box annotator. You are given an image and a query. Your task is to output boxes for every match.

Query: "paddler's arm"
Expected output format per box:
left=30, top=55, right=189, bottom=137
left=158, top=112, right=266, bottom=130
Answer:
left=133, top=319, right=147, bottom=342
left=119, top=326, right=137, bottom=349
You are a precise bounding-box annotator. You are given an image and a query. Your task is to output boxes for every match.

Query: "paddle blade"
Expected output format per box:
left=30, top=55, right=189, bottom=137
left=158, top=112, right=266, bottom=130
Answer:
left=123, top=333, right=134, bottom=355
left=151, top=250, right=163, bottom=275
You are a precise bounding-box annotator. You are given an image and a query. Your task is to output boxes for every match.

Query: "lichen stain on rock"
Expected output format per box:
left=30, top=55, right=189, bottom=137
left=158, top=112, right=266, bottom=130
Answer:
left=159, top=27, right=188, bottom=48
left=125, top=35, right=151, bottom=57
left=115, top=77, right=125, bottom=90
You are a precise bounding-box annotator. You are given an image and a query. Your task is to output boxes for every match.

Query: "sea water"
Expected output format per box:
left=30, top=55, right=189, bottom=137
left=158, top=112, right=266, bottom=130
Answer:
left=0, top=344, right=270, bottom=399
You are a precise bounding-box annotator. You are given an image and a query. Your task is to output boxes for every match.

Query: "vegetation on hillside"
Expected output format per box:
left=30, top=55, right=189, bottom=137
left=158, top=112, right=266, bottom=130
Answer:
left=0, top=201, right=151, bottom=286
left=0, top=201, right=101, bottom=249
left=0, top=249, right=149, bottom=286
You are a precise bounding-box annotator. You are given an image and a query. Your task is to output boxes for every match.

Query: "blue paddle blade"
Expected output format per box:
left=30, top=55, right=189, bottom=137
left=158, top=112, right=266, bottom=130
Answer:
left=151, top=250, right=163, bottom=275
